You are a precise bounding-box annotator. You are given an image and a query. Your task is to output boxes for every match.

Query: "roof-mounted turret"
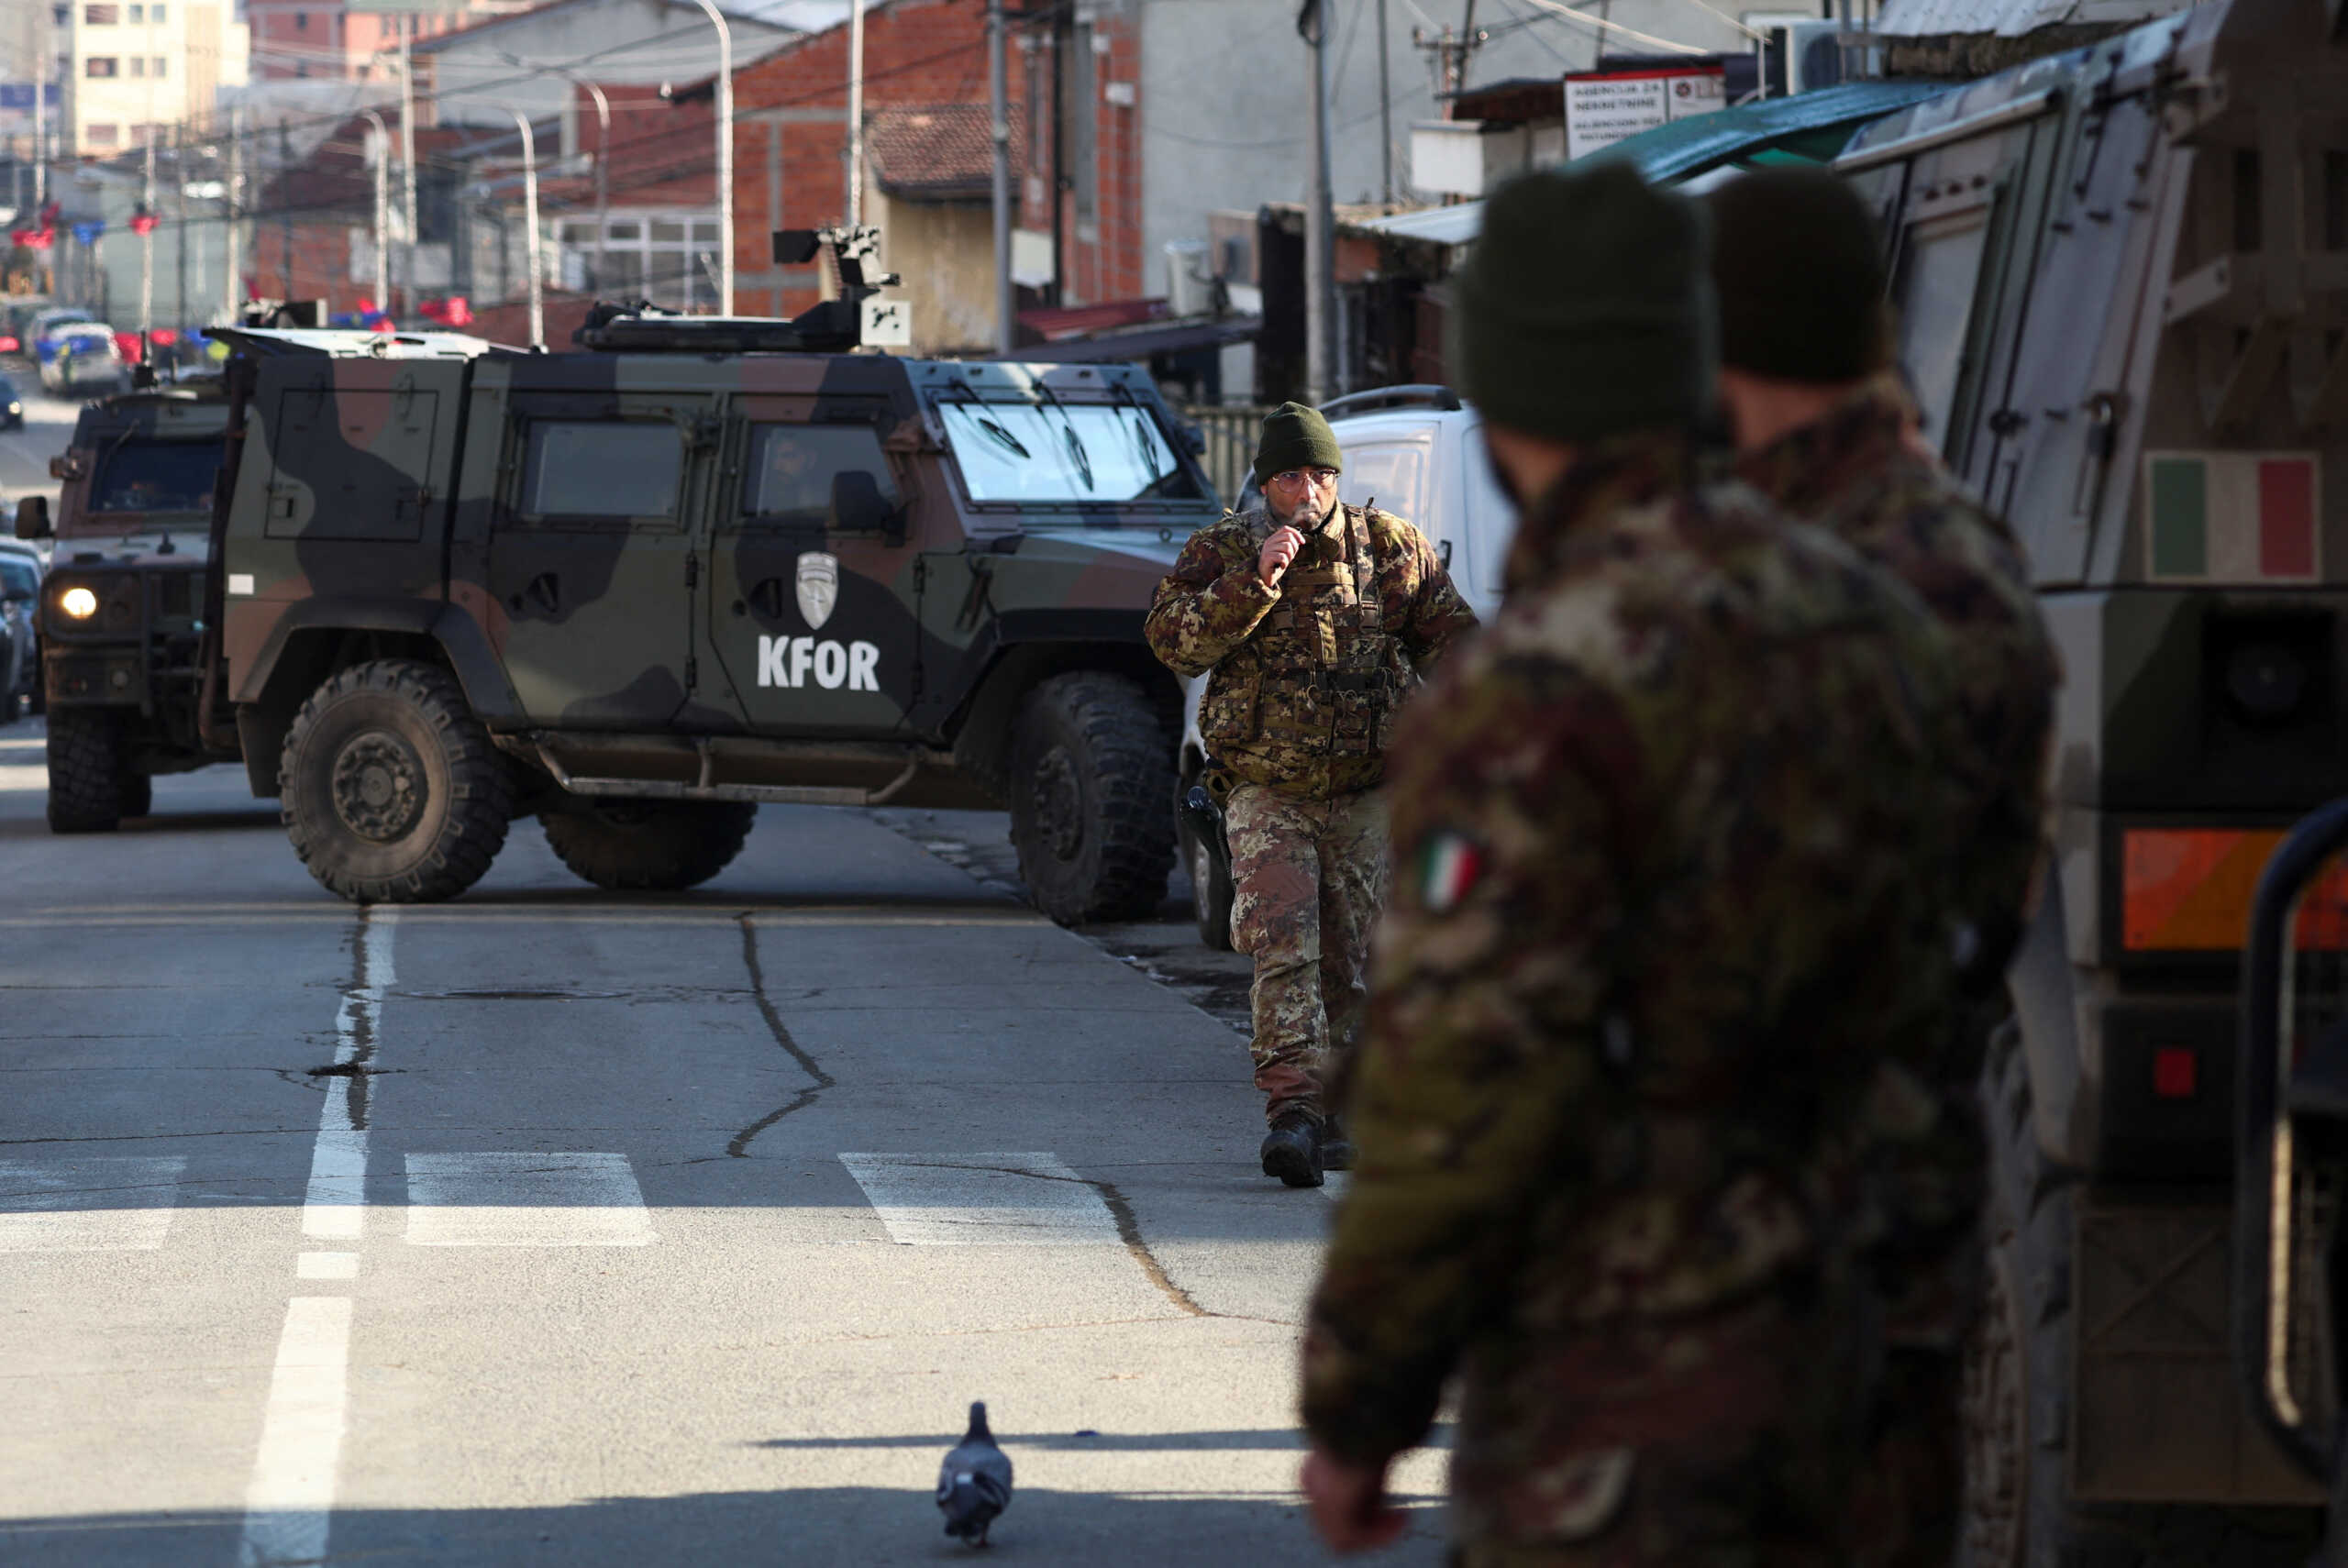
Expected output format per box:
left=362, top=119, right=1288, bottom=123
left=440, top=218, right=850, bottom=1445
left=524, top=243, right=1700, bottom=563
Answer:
left=572, top=225, right=911, bottom=354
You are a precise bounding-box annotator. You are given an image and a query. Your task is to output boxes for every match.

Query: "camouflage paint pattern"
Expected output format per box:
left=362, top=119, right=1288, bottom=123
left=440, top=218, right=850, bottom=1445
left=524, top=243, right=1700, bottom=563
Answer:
left=1143, top=501, right=1477, bottom=800
left=1300, top=432, right=1962, bottom=1563
left=1224, top=780, right=1387, bottom=1126
left=213, top=338, right=1213, bottom=798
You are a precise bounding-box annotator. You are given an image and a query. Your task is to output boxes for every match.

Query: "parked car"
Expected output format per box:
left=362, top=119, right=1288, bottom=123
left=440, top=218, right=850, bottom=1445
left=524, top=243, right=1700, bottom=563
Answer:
left=0, top=538, right=44, bottom=717
left=1173, top=384, right=1514, bottom=947
left=0, top=372, right=25, bottom=429
left=38, top=321, right=125, bottom=397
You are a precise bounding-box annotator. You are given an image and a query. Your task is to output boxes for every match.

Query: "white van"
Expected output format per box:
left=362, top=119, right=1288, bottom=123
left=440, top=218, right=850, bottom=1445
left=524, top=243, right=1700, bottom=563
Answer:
left=1174, top=386, right=1516, bottom=946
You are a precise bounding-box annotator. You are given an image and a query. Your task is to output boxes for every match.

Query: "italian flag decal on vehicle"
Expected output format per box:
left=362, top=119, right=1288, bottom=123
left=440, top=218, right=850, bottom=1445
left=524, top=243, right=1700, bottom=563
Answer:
left=1420, top=832, right=1483, bottom=913
left=2145, top=451, right=2320, bottom=583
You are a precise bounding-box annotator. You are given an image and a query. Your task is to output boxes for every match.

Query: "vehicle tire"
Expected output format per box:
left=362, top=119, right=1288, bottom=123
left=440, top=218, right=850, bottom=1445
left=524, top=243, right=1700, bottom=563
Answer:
left=541, top=798, right=757, bottom=891
left=46, top=707, right=126, bottom=833
left=118, top=770, right=151, bottom=820
left=279, top=658, right=513, bottom=903
left=1966, top=1022, right=2321, bottom=1567
left=1178, top=778, right=1235, bottom=951
left=1008, top=671, right=1175, bottom=925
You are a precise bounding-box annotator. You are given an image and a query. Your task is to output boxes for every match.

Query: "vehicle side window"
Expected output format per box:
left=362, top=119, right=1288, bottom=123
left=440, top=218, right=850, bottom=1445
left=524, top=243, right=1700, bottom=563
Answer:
left=0, top=559, right=35, bottom=596
left=739, top=423, right=901, bottom=529
left=518, top=421, right=682, bottom=524
left=1339, top=439, right=1428, bottom=525
left=1891, top=205, right=1994, bottom=462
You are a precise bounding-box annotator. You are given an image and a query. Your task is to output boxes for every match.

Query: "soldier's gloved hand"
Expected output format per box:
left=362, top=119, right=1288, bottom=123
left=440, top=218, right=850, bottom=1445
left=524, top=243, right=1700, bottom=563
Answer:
left=1258, top=525, right=1305, bottom=589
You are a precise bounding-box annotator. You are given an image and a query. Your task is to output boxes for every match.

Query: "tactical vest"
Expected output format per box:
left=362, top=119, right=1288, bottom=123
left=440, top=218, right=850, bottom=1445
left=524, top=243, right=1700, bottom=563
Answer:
left=1200, top=503, right=1414, bottom=767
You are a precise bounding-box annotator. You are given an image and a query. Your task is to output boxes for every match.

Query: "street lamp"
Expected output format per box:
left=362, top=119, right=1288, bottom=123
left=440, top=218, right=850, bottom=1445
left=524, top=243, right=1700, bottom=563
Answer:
left=357, top=109, right=392, bottom=328
left=683, top=0, right=733, bottom=315
left=504, top=55, right=608, bottom=299
left=503, top=108, right=544, bottom=349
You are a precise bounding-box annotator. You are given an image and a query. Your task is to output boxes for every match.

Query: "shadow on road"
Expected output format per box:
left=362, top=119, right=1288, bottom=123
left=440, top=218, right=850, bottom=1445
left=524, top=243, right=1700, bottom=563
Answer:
left=0, top=1485, right=1450, bottom=1565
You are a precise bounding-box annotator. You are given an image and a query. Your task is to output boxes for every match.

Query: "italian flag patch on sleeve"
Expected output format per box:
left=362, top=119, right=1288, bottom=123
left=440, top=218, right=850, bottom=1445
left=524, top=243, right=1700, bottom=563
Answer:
left=1420, top=832, right=1484, bottom=913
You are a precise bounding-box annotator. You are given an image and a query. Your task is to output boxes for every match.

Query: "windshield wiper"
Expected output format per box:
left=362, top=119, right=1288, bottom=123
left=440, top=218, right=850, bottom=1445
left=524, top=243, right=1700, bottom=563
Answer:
left=1032, top=380, right=1093, bottom=492
left=938, top=379, right=1035, bottom=461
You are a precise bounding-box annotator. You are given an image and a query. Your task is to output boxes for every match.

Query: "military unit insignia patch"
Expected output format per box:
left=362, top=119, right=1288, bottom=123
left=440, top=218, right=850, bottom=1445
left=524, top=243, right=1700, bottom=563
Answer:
left=1420, top=831, right=1483, bottom=912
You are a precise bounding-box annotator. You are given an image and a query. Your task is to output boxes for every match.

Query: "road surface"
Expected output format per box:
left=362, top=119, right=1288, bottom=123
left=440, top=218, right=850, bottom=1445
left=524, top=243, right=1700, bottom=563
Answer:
left=0, top=706, right=1451, bottom=1566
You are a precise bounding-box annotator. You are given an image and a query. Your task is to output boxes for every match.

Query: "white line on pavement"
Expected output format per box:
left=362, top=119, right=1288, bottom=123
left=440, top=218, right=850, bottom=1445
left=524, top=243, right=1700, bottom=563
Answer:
left=300, top=911, right=396, bottom=1241
left=237, top=1296, right=354, bottom=1568
left=0, top=1155, right=188, bottom=1252
left=403, top=1152, right=657, bottom=1247
left=838, top=1152, right=1124, bottom=1246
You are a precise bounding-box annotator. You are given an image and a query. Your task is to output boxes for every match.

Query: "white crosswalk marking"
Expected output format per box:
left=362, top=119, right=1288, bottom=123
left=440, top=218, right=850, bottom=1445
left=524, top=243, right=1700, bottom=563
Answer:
left=838, top=1152, right=1123, bottom=1246
left=403, top=1152, right=656, bottom=1247
left=0, top=1155, right=189, bottom=1253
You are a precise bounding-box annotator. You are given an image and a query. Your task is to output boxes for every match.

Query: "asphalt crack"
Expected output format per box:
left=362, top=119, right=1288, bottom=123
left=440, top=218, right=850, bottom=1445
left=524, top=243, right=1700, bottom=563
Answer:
left=335, top=907, right=387, bottom=1132
left=725, top=914, right=838, bottom=1158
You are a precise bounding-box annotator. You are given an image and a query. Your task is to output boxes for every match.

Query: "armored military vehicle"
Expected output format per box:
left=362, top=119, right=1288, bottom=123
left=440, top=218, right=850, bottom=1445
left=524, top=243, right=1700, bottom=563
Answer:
left=17, top=377, right=238, bottom=830
left=1840, top=0, right=2346, bottom=1557
left=205, top=248, right=1209, bottom=918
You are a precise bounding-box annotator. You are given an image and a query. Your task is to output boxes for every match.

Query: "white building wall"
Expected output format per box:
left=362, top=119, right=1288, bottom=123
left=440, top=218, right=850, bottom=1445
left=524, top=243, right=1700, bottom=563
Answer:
left=1135, top=0, right=1748, bottom=291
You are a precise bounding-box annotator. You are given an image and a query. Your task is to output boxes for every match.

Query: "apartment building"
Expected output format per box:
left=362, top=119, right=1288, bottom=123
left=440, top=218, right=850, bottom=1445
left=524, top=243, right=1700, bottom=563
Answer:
left=56, top=0, right=248, bottom=151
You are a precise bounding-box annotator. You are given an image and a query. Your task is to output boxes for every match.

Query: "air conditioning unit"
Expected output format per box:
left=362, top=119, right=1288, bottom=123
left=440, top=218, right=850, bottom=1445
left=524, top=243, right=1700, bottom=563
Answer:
left=1756, top=17, right=1846, bottom=95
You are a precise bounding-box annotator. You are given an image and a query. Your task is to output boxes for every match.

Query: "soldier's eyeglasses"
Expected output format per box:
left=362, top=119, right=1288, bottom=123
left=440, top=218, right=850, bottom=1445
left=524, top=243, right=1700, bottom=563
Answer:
left=1268, top=468, right=1339, bottom=490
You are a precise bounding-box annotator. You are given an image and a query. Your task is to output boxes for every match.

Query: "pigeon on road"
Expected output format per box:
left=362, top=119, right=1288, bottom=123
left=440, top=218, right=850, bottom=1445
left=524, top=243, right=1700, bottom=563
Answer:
left=936, top=1401, right=1013, bottom=1548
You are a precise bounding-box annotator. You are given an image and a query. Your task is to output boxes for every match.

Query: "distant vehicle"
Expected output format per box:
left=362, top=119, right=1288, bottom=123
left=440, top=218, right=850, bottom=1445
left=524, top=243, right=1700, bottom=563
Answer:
left=0, top=372, right=24, bottom=429
left=1173, top=384, right=1513, bottom=947
left=39, top=322, right=125, bottom=396
left=17, top=381, right=234, bottom=827
left=0, top=540, right=43, bottom=717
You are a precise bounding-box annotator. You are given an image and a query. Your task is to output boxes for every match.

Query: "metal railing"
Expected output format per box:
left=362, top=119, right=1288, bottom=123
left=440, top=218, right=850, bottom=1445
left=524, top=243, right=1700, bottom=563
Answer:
left=1179, top=403, right=1270, bottom=511
left=2237, top=799, right=2348, bottom=1485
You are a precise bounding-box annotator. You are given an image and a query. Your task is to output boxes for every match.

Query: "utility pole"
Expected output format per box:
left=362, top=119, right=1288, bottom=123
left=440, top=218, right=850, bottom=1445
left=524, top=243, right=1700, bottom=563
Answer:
left=360, top=109, right=390, bottom=325
left=174, top=125, right=187, bottom=337
left=399, top=17, right=418, bottom=319
left=1412, top=6, right=1488, bottom=116
left=846, top=0, right=865, bottom=226
left=33, top=0, right=47, bottom=212
left=139, top=134, right=155, bottom=345
left=278, top=119, right=294, bottom=302
left=987, top=0, right=1011, bottom=356
left=1302, top=0, right=1337, bottom=403
left=1378, top=0, right=1394, bottom=205
left=504, top=108, right=543, bottom=348
left=222, top=106, right=243, bottom=321
left=685, top=0, right=734, bottom=315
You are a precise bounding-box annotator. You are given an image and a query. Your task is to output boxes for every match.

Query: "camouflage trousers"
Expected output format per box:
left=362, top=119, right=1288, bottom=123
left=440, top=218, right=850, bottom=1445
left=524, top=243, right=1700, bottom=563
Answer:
left=1223, top=783, right=1388, bottom=1127
left=1444, top=1295, right=1957, bottom=1568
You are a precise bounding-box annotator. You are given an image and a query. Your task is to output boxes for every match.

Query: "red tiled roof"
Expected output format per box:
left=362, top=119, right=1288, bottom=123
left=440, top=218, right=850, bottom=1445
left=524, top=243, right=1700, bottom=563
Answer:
left=865, top=102, right=1024, bottom=201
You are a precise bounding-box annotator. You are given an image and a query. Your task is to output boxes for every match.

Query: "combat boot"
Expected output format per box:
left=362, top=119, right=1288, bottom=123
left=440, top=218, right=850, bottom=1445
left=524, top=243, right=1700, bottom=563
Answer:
left=1321, top=1116, right=1354, bottom=1172
left=1260, top=1112, right=1324, bottom=1188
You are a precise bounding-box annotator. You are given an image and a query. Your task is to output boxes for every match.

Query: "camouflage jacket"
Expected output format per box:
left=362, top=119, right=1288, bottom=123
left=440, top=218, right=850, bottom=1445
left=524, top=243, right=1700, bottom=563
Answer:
left=1299, top=434, right=1962, bottom=1545
left=1144, top=502, right=1477, bottom=798
left=1737, top=381, right=2057, bottom=981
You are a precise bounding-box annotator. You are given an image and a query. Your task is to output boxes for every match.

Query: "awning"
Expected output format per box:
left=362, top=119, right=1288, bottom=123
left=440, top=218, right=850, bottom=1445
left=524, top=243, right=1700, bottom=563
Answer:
left=1002, top=315, right=1261, bottom=364
left=1349, top=80, right=1955, bottom=250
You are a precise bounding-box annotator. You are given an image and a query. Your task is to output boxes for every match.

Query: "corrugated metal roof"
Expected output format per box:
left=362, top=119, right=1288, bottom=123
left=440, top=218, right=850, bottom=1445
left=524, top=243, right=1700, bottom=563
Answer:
left=1873, top=0, right=2190, bottom=38
left=1349, top=80, right=1954, bottom=250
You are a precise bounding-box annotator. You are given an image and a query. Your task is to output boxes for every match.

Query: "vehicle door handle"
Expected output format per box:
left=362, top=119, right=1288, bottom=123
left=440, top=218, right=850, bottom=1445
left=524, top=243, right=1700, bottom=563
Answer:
left=515, top=571, right=559, bottom=614
left=746, top=578, right=787, bottom=619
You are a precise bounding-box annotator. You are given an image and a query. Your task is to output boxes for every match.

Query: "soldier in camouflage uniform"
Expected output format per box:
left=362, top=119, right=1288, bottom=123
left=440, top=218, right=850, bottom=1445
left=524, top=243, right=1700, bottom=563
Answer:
left=1299, top=163, right=1963, bottom=1564
left=1704, top=168, right=2061, bottom=1560
left=1145, top=403, right=1477, bottom=1188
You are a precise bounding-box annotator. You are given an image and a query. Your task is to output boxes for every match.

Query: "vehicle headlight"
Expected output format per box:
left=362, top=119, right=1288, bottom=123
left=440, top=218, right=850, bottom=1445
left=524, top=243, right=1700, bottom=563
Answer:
left=59, top=585, right=97, bottom=619
left=6, top=403, right=19, bottom=414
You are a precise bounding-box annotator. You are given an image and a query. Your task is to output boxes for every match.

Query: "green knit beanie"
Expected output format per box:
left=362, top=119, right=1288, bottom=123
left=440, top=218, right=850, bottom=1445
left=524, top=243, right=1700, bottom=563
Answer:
left=1451, top=160, right=1716, bottom=443
left=1251, top=402, right=1345, bottom=490
left=1706, top=167, right=1890, bottom=383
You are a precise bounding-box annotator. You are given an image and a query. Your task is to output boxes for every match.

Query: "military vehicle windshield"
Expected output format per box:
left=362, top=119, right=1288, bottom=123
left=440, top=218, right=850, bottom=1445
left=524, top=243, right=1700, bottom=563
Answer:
left=79, top=438, right=224, bottom=525
left=935, top=397, right=1205, bottom=505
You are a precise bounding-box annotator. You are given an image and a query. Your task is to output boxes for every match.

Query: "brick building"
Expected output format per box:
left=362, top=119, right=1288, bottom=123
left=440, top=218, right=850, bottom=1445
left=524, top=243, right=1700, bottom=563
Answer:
left=679, top=0, right=1141, bottom=337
